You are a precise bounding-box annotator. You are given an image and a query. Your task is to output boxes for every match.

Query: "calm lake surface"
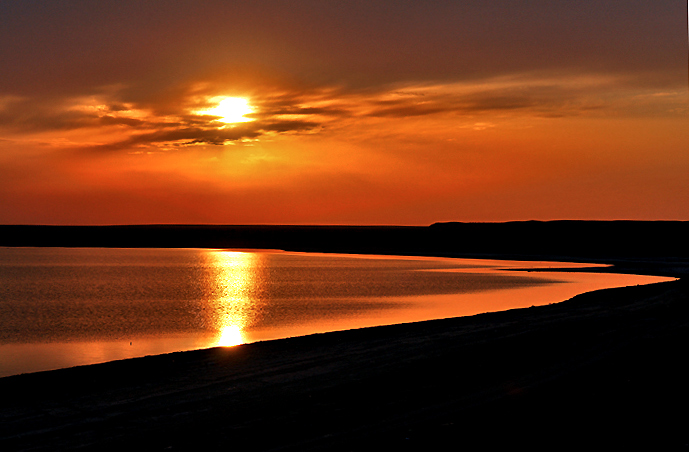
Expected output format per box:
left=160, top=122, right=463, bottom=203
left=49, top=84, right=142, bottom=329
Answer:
left=0, top=247, right=674, bottom=377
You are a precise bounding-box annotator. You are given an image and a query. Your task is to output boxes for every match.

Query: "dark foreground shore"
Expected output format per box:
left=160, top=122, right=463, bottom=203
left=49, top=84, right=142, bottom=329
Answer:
left=2, top=271, right=688, bottom=450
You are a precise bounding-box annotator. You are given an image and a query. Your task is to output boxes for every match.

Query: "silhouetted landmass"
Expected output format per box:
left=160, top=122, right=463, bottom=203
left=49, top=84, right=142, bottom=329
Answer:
left=1, top=221, right=689, bottom=450
left=2, top=220, right=688, bottom=260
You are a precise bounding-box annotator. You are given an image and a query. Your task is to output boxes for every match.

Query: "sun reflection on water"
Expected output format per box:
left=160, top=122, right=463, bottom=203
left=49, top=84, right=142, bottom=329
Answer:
left=217, top=325, right=244, bottom=347
left=206, top=250, right=259, bottom=347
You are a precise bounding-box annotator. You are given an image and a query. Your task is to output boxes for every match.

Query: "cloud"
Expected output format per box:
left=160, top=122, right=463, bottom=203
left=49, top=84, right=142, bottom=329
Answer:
left=0, top=81, right=328, bottom=152
left=98, top=116, right=148, bottom=128
left=362, top=73, right=687, bottom=120
left=87, top=119, right=320, bottom=152
left=1, top=70, right=684, bottom=156
left=0, top=97, right=100, bottom=133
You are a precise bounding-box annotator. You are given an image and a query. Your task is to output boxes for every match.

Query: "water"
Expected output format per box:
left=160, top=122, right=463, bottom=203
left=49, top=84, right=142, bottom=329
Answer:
left=0, top=247, right=674, bottom=377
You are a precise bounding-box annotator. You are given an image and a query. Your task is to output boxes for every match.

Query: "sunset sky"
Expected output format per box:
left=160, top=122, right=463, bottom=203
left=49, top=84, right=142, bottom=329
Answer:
left=1, top=0, right=686, bottom=225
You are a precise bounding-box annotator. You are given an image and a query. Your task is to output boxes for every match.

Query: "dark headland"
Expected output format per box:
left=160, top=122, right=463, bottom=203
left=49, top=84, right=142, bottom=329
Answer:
left=1, top=221, right=688, bottom=450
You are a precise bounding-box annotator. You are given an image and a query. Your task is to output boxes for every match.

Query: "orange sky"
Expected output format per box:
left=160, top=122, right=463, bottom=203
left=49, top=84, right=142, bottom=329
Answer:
left=0, top=1, right=687, bottom=225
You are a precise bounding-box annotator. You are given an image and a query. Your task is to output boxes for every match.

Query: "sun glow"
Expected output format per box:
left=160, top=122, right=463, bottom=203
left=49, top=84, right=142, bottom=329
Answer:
left=196, top=97, right=255, bottom=124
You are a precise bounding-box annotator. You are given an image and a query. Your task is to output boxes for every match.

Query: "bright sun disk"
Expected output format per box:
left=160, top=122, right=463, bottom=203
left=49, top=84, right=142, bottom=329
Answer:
left=197, top=97, right=254, bottom=124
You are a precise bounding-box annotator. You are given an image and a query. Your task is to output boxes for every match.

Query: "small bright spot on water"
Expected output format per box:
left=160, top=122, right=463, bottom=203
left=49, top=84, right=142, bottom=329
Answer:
left=217, top=325, right=244, bottom=347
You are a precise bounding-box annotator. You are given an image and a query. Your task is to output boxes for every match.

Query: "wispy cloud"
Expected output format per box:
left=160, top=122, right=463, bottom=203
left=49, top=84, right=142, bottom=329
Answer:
left=89, top=120, right=320, bottom=152
left=1, top=71, right=684, bottom=155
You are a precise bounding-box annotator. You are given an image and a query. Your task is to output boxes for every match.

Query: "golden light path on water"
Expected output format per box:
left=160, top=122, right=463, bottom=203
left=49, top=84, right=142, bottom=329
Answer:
left=206, top=251, right=255, bottom=347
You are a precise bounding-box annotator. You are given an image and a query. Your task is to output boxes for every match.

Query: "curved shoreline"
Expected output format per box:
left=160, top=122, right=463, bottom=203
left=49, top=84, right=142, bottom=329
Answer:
left=1, top=252, right=688, bottom=451
left=0, top=251, right=675, bottom=378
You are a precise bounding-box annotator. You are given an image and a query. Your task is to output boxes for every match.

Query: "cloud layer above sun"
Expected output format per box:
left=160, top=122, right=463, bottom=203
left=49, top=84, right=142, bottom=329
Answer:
left=0, top=1, right=687, bottom=224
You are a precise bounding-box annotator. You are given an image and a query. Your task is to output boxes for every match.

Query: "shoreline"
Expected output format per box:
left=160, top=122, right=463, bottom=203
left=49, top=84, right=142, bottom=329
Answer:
left=1, top=252, right=688, bottom=450
left=0, top=251, right=677, bottom=378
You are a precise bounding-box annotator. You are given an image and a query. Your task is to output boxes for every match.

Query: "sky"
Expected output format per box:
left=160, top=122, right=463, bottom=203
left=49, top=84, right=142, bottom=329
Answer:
left=0, top=0, right=687, bottom=225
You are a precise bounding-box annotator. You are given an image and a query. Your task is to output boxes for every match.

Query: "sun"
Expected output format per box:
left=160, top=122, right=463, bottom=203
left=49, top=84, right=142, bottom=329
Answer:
left=196, top=97, right=255, bottom=124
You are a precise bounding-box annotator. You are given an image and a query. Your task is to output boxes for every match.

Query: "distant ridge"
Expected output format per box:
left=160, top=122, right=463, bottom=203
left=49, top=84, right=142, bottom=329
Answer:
left=2, top=221, right=688, bottom=263
left=428, top=220, right=689, bottom=259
